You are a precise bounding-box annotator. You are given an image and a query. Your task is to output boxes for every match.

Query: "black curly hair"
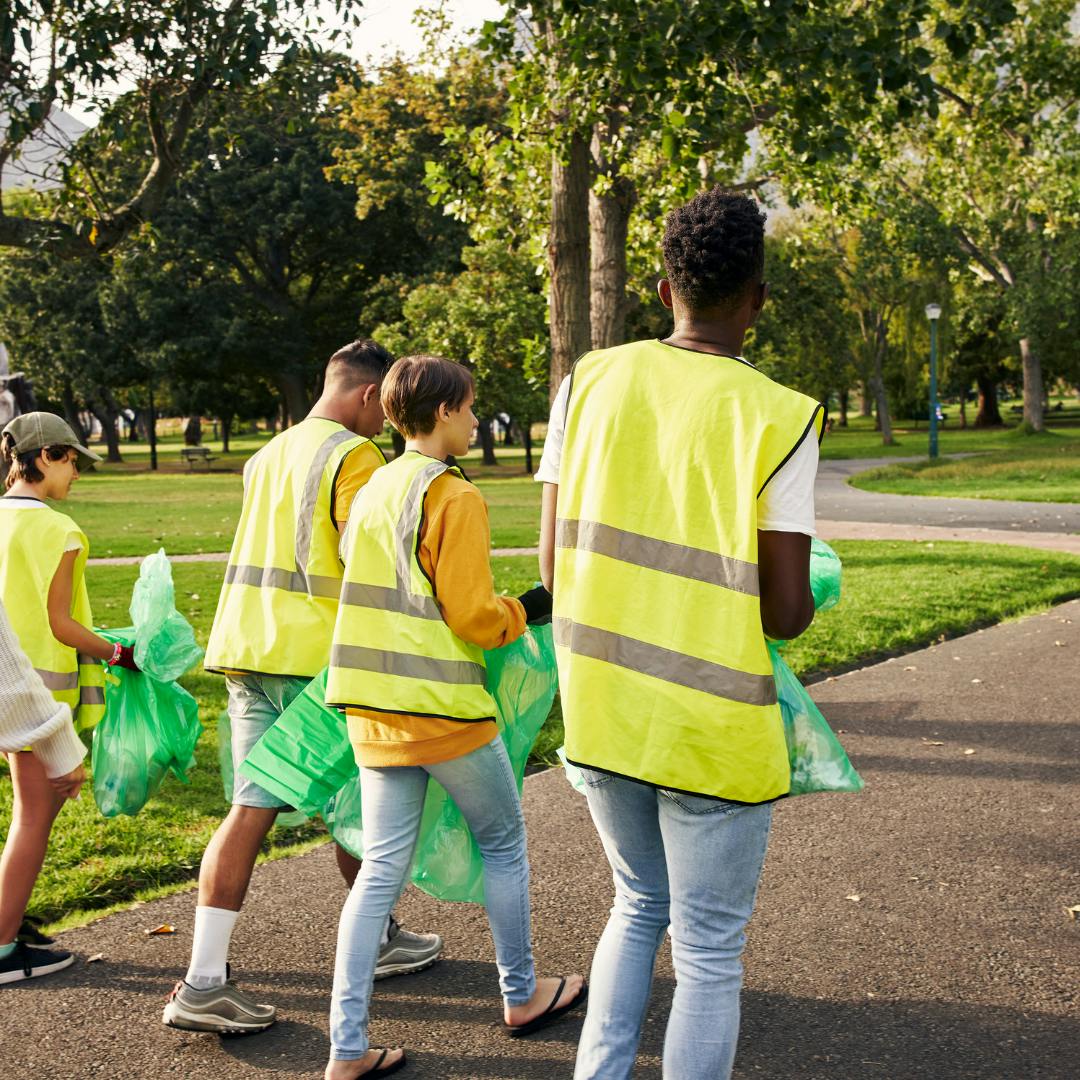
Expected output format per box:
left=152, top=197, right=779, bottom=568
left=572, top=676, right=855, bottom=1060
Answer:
left=661, top=188, right=766, bottom=312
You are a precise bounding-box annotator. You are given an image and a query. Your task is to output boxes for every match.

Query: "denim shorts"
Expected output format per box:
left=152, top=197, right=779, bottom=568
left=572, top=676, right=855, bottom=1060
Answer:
left=226, top=673, right=310, bottom=809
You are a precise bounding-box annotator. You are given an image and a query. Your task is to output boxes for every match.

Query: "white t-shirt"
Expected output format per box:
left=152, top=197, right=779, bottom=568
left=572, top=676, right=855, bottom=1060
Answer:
left=535, top=371, right=819, bottom=536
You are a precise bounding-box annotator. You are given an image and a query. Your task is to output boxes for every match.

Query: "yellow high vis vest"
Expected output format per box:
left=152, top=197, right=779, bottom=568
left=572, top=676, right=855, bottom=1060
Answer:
left=204, top=418, right=383, bottom=678
left=554, top=340, right=824, bottom=803
left=0, top=498, right=106, bottom=731
left=326, top=451, right=497, bottom=721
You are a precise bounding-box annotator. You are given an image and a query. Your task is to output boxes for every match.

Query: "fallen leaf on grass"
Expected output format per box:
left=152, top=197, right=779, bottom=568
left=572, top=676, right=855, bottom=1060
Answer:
left=1054, top=640, right=1066, bottom=647
left=921, top=738, right=945, bottom=746
left=87, top=953, right=104, bottom=963
left=963, top=748, right=976, bottom=755
left=1065, top=905, right=1080, bottom=921
left=971, top=678, right=983, bottom=684
left=144, top=924, right=175, bottom=936
left=845, top=894, right=862, bottom=902
left=903, top=665, right=917, bottom=671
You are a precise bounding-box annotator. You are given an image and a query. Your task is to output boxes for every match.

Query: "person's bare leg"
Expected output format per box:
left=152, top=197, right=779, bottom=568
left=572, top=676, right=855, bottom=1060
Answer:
left=334, top=843, right=362, bottom=890
left=198, top=804, right=280, bottom=910
left=0, top=751, right=66, bottom=943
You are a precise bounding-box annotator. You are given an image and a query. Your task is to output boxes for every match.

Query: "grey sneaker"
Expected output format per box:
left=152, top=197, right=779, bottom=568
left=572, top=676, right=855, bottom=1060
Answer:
left=374, top=917, right=443, bottom=981
left=162, top=978, right=276, bottom=1034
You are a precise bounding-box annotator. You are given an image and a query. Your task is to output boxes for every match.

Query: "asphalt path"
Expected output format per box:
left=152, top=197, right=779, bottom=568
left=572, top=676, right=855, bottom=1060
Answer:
left=5, top=599, right=1078, bottom=1079
left=816, top=458, right=1080, bottom=533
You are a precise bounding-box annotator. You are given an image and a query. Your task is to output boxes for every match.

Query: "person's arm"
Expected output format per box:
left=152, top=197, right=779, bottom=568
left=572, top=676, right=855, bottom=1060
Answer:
left=756, top=417, right=821, bottom=640
left=539, top=482, right=558, bottom=593
left=757, top=531, right=814, bottom=640
left=47, top=549, right=118, bottom=661
left=535, top=376, right=570, bottom=593
left=425, top=488, right=527, bottom=649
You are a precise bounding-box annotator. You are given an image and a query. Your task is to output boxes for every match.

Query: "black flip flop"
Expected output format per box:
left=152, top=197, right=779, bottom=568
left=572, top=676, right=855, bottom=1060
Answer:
left=504, top=978, right=589, bottom=1038
left=357, top=1048, right=407, bottom=1076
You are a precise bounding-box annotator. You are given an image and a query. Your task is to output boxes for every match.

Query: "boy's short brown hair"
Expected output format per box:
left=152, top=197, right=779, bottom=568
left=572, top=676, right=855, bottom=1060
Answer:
left=381, top=355, right=474, bottom=437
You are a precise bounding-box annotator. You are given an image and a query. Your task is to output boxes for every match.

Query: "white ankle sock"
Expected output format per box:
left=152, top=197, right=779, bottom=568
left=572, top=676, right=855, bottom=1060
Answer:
left=185, top=906, right=239, bottom=990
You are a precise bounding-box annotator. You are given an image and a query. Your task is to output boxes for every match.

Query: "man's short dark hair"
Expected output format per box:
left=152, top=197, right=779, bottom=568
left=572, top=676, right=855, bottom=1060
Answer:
left=325, top=339, right=395, bottom=389
left=381, top=355, right=474, bottom=437
left=661, top=188, right=766, bottom=312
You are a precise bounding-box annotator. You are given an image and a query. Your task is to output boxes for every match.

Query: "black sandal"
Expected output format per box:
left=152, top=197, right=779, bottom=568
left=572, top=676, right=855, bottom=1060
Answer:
left=504, top=978, right=589, bottom=1038
left=357, top=1049, right=407, bottom=1076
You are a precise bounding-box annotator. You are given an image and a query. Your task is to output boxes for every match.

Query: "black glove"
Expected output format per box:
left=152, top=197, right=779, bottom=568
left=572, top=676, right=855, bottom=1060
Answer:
left=517, top=585, right=553, bottom=624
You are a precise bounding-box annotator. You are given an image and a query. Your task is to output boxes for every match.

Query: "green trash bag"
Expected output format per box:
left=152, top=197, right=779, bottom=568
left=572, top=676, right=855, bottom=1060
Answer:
left=558, top=537, right=859, bottom=798
left=239, top=670, right=357, bottom=815
left=769, top=642, right=862, bottom=795
left=91, top=552, right=205, bottom=817
left=130, top=549, right=204, bottom=681
left=242, top=624, right=559, bottom=903
left=810, top=537, right=842, bottom=613
left=217, top=712, right=308, bottom=829
left=92, top=660, right=203, bottom=817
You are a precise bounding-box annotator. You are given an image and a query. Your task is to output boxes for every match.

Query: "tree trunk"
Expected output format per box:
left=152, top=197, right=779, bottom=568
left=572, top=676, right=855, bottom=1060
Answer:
left=838, top=387, right=849, bottom=427
left=220, top=414, right=233, bottom=454
left=973, top=376, right=1002, bottom=426
left=548, top=133, right=592, bottom=399
left=184, top=416, right=202, bottom=446
left=860, top=382, right=874, bottom=417
left=277, top=372, right=310, bottom=428
left=589, top=118, right=635, bottom=350
left=147, top=380, right=158, bottom=472
left=958, top=393, right=967, bottom=429
left=522, top=422, right=534, bottom=475
left=1019, top=337, right=1044, bottom=432
left=390, top=430, right=406, bottom=459
left=86, top=391, right=123, bottom=463
left=870, top=371, right=894, bottom=445
left=477, top=418, right=497, bottom=466
left=60, top=383, right=89, bottom=444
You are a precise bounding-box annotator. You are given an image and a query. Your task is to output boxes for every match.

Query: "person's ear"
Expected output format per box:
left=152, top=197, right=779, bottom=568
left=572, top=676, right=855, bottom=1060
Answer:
left=656, top=277, right=674, bottom=310
left=362, top=383, right=379, bottom=407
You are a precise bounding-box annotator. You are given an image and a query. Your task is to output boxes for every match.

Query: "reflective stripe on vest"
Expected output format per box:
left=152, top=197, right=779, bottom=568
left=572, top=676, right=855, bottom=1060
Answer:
left=0, top=500, right=106, bottom=731
left=553, top=340, right=823, bottom=803
left=35, top=668, right=79, bottom=692
left=204, top=419, right=380, bottom=677
left=326, top=451, right=497, bottom=720
left=556, top=518, right=760, bottom=597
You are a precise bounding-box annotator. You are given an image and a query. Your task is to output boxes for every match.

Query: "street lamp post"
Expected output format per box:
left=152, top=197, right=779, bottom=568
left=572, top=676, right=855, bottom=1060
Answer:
left=925, top=303, right=942, bottom=460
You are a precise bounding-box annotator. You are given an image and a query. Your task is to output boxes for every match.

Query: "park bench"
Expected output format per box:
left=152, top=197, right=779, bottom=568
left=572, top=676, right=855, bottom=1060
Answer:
left=180, top=446, right=217, bottom=471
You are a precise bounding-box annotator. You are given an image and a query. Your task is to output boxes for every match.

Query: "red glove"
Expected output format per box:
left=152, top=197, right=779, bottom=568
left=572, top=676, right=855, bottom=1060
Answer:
left=110, top=644, right=140, bottom=671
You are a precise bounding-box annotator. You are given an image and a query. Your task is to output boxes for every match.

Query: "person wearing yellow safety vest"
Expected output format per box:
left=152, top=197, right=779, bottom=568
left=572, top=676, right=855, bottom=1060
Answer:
left=322, top=356, right=585, bottom=1079
left=537, top=189, right=825, bottom=1080
left=163, top=342, right=441, bottom=1038
left=0, top=413, right=138, bottom=984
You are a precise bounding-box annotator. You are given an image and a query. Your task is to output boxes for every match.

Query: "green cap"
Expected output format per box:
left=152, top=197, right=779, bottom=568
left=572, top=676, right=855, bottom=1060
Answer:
left=2, top=411, right=102, bottom=471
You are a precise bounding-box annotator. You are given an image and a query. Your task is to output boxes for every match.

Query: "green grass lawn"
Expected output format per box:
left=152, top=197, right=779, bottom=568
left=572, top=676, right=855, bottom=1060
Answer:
left=849, top=433, right=1080, bottom=503
left=817, top=414, right=1079, bottom=460
left=5, top=539, right=1079, bottom=931
left=61, top=447, right=542, bottom=557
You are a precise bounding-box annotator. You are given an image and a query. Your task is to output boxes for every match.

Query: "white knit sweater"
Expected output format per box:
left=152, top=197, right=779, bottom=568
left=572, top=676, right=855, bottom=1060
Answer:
left=0, top=596, right=87, bottom=777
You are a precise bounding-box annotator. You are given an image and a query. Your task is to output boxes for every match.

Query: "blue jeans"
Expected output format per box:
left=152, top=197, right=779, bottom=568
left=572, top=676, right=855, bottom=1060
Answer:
left=329, top=736, right=536, bottom=1060
left=573, top=770, right=773, bottom=1080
